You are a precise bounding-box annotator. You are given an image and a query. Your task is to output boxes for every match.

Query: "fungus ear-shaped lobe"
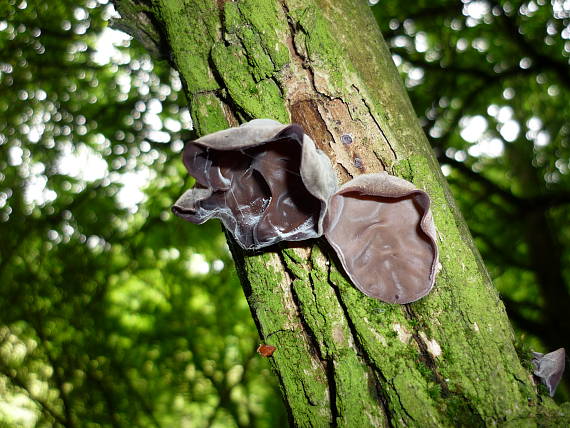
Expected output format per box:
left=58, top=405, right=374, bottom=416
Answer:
left=532, top=348, right=566, bottom=397
left=172, top=121, right=332, bottom=250
left=324, top=173, right=438, bottom=304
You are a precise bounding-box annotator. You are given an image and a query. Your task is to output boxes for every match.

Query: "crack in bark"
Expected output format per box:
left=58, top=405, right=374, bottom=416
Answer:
left=279, top=0, right=334, bottom=103
left=265, top=328, right=295, bottom=340
left=279, top=250, right=327, bottom=364
left=230, top=239, right=332, bottom=425
left=278, top=250, right=338, bottom=424
left=351, top=84, right=398, bottom=163
left=337, top=161, right=352, bottom=179
left=387, top=378, right=416, bottom=424
left=325, top=356, right=339, bottom=428
left=402, top=305, right=451, bottom=396
left=206, top=57, right=250, bottom=123
left=193, top=88, right=222, bottom=96
left=306, top=252, right=340, bottom=428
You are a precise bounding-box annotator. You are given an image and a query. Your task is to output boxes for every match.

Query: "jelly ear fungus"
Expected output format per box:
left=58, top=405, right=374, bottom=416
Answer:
left=173, top=120, right=439, bottom=304
left=323, top=173, right=438, bottom=304
left=172, top=119, right=337, bottom=250
left=532, top=348, right=566, bottom=397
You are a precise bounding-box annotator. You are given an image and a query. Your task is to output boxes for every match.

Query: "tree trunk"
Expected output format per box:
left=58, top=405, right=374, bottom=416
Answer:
left=114, top=0, right=568, bottom=425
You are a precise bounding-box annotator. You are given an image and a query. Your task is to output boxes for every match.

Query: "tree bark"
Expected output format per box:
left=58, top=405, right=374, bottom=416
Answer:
left=113, top=0, right=569, bottom=426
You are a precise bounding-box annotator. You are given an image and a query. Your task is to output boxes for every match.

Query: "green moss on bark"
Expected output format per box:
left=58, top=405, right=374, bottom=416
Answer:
left=151, top=0, right=221, bottom=94
left=284, top=246, right=387, bottom=427
left=329, top=268, right=447, bottom=427
left=211, top=43, right=289, bottom=122
left=189, top=92, right=228, bottom=135
left=238, top=251, right=332, bottom=427
left=393, top=155, right=537, bottom=423
left=224, top=0, right=290, bottom=77
left=290, top=6, right=350, bottom=97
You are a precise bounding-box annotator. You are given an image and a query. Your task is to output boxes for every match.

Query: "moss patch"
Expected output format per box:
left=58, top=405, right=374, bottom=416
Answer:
left=224, top=0, right=290, bottom=80
left=190, top=92, right=228, bottom=135
left=153, top=0, right=221, bottom=94
left=211, top=43, right=289, bottom=122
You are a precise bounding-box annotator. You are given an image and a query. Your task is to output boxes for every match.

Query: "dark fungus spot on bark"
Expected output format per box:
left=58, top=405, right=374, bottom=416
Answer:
left=323, top=173, right=439, bottom=304
left=354, top=157, right=364, bottom=169
left=341, top=134, right=353, bottom=145
left=172, top=119, right=337, bottom=250
left=532, top=348, right=566, bottom=396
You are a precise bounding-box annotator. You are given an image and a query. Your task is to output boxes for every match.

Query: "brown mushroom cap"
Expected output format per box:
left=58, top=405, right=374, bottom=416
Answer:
left=172, top=120, right=336, bottom=250
left=324, top=173, right=438, bottom=304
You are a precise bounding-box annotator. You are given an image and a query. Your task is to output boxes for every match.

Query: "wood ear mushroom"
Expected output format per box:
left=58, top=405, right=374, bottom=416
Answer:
left=323, top=173, right=438, bottom=304
left=173, top=120, right=438, bottom=304
left=532, top=348, right=566, bottom=397
left=172, top=119, right=336, bottom=250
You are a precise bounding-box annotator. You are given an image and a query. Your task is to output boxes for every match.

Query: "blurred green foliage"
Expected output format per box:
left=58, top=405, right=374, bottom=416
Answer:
left=0, top=0, right=569, bottom=426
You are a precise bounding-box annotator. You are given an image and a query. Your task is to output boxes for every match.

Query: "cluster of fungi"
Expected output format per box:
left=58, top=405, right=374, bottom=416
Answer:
left=173, top=119, right=438, bottom=304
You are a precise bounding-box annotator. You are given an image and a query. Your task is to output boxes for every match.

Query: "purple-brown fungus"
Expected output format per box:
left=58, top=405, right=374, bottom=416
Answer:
left=323, top=173, right=438, bottom=304
left=173, top=120, right=439, bottom=304
left=532, top=348, right=566, bottom=396
left=172, top=119, right=337, bottom=250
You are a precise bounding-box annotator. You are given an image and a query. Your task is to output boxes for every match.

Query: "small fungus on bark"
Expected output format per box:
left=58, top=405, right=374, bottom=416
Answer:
left=340, top=134, right=353, bottom=145
left=173, top=120, right=438, bottom=304
left=353, top=157, right=364, bottom=169
left=532, top=347, right=566, bottom=396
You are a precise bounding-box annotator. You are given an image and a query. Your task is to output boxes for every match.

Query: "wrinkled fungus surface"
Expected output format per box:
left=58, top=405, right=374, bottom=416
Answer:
left=173, top=120, right=439, bottom=304
left=324, top=173, right=438, bottom=304
left=172, top=120, right=335, bottom=250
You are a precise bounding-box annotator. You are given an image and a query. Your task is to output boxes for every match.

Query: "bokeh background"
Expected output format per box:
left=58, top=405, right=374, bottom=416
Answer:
left=0, top=0, right=569, bottom=426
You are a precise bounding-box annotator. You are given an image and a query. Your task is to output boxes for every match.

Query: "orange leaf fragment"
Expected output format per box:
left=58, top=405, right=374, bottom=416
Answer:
left=257, top=344, right=276, bottom=357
